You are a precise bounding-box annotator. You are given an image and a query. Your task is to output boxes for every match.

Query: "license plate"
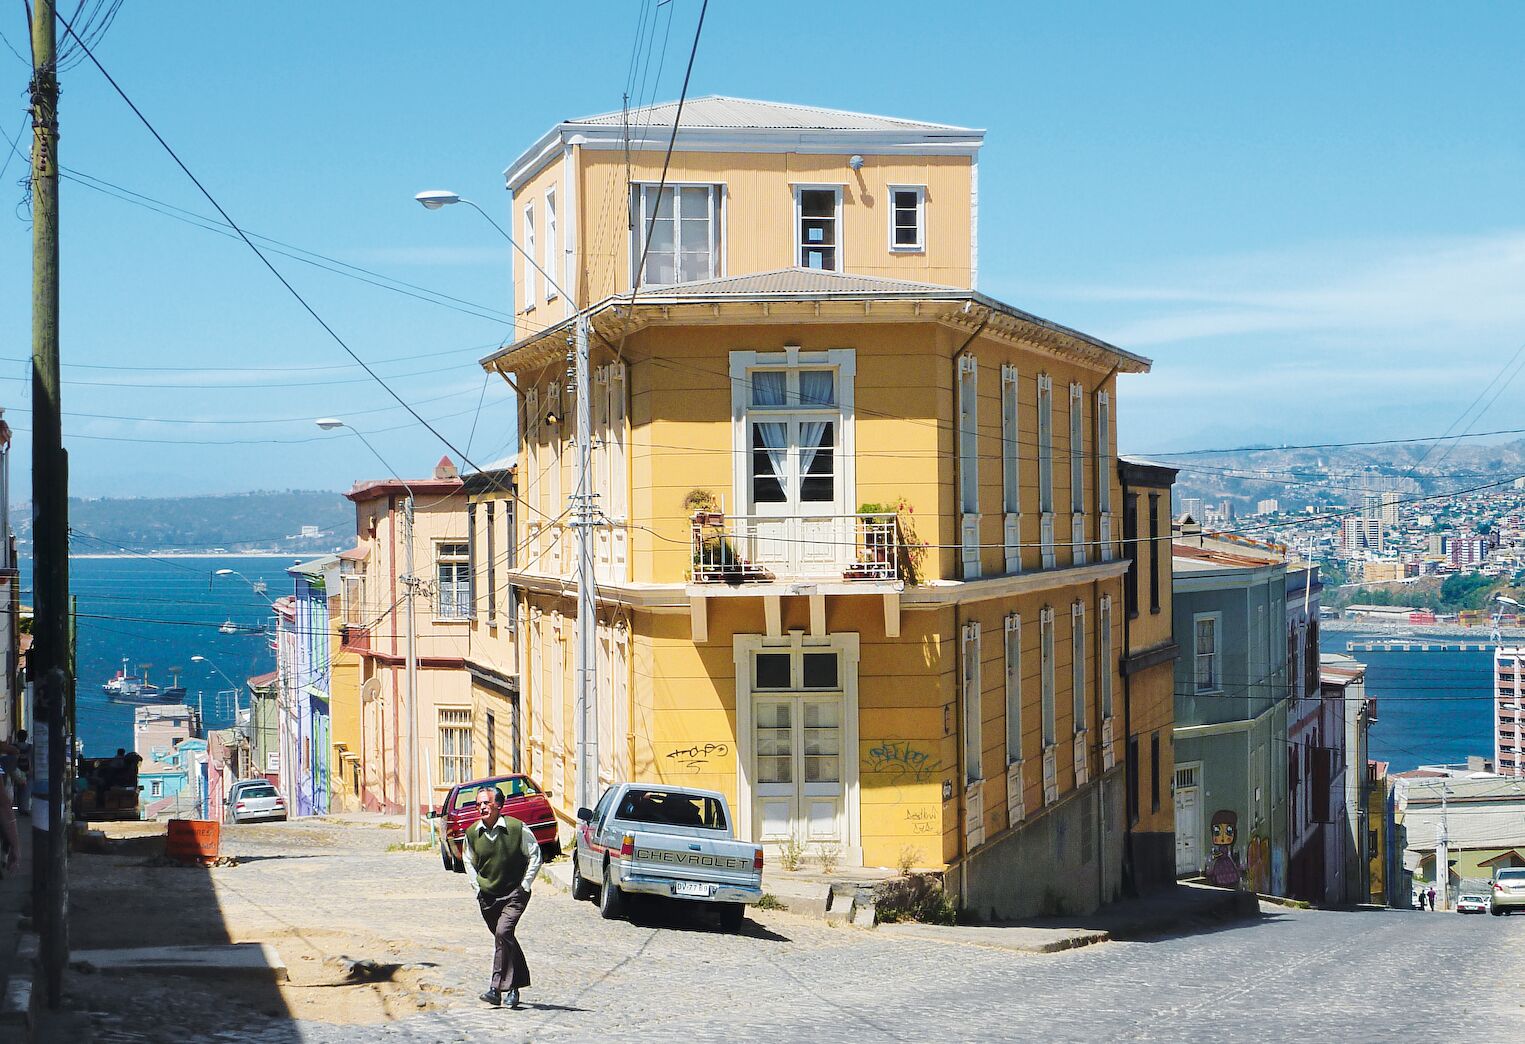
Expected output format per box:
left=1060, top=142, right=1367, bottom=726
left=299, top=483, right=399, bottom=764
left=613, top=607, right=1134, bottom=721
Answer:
left=673, top=881, right=715, bottom=898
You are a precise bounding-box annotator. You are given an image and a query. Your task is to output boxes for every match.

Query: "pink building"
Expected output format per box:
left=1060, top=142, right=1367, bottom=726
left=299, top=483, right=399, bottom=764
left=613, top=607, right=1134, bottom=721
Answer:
left=1494, top=647, right=1525, bottom=777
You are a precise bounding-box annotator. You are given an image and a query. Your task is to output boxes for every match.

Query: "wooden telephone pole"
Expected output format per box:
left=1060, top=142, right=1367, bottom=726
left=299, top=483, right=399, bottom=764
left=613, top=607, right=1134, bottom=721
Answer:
left=30, top=0, right=71, bottom=1008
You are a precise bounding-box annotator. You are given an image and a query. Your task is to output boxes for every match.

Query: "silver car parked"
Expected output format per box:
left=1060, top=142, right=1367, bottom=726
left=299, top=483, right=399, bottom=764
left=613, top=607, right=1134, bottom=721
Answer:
left=229, top=782, right=287, bottom=823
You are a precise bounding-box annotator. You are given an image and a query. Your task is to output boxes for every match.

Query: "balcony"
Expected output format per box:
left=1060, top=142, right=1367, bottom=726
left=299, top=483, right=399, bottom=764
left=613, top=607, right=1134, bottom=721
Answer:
left=690, top=511, right=899, bottom=585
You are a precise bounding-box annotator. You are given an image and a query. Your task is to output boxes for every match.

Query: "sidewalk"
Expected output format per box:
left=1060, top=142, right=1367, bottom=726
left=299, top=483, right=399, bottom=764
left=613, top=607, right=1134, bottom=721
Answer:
left=879, top=882, right=1262, bottom=953
left=0, top=824, right=32, bottom=1032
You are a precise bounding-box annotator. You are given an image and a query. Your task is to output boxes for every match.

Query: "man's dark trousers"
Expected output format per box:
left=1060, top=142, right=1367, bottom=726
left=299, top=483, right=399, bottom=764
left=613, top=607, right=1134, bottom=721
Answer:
left=478, top=887, right=531, bottom=991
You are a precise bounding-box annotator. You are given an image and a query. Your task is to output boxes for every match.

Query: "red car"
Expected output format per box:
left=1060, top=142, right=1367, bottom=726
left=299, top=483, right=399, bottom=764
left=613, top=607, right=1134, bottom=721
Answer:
left=435, top=773, right=560, bottom=873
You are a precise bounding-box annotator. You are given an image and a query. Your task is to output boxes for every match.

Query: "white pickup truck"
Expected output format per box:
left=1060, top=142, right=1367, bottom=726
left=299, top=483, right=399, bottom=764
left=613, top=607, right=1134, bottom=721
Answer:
left=571, top=783, right=763, bottom=931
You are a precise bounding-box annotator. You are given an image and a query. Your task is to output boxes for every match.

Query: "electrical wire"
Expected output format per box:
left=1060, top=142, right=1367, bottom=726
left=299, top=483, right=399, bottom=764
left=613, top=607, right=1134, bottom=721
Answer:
left=53, top=11, right=559, bottom=526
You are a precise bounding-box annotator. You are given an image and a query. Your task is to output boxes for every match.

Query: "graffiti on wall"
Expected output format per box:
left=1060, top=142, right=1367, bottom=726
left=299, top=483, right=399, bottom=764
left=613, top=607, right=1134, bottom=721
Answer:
left=663, top=742, right=730, bottom=773
left=864, top=741, right=943, bottom=784
left=1205, top=809, right=1242, bottom=888
left=1247, top=834, right=1270, bottom=896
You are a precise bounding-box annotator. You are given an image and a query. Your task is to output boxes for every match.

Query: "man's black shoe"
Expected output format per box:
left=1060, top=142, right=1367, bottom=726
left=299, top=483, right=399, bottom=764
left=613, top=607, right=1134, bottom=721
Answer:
left=504, top=988, right=521, bottom=1009
left=479, top=988, right=502, bottom=1007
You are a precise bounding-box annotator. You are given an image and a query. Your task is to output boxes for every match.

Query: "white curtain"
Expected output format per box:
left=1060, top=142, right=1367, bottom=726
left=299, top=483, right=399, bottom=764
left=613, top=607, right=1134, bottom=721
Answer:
left=757, top=422, right=788, bottom=490
left=798, top=420, right=830, bottom=479
left=799, top=370, right=834, bottom=407
left=752, top=371, right=787, bottom=407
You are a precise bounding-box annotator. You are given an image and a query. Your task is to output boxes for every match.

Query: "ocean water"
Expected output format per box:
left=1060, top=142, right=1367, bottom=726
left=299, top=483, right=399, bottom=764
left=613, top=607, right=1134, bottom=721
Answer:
left=19, top=555, right=292, bottom=757
left=1322, top=631, right=1494, bottom=772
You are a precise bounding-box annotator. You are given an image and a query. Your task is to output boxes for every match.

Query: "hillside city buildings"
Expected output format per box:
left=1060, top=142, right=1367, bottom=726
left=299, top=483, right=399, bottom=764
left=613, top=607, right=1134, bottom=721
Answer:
left=99, top=96, right=1514, bottom=922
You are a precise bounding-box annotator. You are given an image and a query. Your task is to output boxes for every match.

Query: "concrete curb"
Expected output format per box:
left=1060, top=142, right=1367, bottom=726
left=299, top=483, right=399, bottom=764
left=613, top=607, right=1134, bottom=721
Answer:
left=70, top=943, right=289, bottom=982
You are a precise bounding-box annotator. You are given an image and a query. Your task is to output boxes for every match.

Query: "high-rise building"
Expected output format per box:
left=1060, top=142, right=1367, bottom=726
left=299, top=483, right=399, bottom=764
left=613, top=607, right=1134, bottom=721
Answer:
left=1181, top=497, right=1203, bottom=522
left=1218, top=499, right=1235, bottom=522
left=1256, top=499, right=1280, bottom=516
left=1380, top=492, right=1401, bottom=527
left=1494, top=647, right=1525, bottom=777
left=1340, top=517, right=1383, bottom=557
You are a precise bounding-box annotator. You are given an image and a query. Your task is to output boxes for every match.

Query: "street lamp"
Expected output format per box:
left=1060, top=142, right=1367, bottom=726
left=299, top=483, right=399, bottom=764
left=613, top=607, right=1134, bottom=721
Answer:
left=417, top=188, right=600, bottom=811
left=316, top=417, right=422, bottom=842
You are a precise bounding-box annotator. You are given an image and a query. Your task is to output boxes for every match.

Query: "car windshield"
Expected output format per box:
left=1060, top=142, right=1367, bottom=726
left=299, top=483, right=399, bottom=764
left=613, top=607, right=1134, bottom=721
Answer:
left=1497, top=869, right=1525, bottom=882
left=615, top=788, right=727, bottom=830
left=462, top=777, right=539, bottom=808
left=243, top=786, right=277, bottom=799
left=1460, top=895, right=1485, bottom=902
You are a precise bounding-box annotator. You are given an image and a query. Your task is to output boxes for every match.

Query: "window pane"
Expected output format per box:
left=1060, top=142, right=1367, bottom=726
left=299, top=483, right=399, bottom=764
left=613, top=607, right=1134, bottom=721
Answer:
left=751, top=371, right=787, bottom=406
left=679, top=216, right=709, bottom=252
left=802, top=246, right=836, bottom=270
left=801, top=189, right=835, bottom=217
left=756, top=701, right=792, bottom=729
left=895, top=224, right=919, bottom=246
left=893, top=189, right=917, bottom=211
left=803, top=730, right=839, bottom=756
left=758, top=756, right=792, bottom=784
left=799, top=370, right=835, bottom=406
left=755, top=653, right=791, bottom=689
left=802, top=654, right=839, bottom=691
left=804, top=755, right=839, bottom=783
left=751, top=426, right=786, bottom=502
left=800, top=445, right=834, bottom=502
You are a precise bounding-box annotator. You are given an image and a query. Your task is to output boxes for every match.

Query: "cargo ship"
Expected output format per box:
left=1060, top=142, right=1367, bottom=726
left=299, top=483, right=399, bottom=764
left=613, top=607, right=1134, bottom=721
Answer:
left=102, top=659, right=186, bottom=706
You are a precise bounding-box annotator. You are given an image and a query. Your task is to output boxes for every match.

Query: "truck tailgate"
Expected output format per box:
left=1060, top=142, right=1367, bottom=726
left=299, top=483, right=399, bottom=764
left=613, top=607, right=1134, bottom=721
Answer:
left=630, top=831, right=758, bottom=887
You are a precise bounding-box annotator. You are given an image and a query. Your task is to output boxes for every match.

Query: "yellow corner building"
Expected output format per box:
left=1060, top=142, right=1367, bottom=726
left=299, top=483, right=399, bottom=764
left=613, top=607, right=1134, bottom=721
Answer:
left=485, top=97, right=1159, bottom=917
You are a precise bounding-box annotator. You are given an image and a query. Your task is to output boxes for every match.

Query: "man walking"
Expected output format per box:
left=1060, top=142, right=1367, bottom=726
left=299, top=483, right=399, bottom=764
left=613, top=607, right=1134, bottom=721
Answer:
left=463, top=786, right=542, bottom=1009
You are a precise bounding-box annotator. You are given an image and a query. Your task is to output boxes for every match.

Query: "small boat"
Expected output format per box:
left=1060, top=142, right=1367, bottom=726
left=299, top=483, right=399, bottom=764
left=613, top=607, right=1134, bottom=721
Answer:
left=102, top=658, right=183, bottom=706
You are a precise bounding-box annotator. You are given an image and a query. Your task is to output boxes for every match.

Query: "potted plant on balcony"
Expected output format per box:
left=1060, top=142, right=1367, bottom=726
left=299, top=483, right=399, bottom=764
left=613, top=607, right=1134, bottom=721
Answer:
left=843, top=499, right=928, bottom=584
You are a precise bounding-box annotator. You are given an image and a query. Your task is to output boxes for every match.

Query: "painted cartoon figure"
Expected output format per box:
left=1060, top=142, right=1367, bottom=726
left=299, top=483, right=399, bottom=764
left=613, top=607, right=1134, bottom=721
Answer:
left=1205, top=809, right=1242, bottom=888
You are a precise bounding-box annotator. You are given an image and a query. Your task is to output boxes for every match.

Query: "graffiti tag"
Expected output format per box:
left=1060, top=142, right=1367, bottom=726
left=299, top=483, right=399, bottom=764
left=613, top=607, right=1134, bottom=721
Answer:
left=665, top=742, right=729, bottom=772
left=865, top=741, right=942, bottom=784
left=903, top=806, right=938, bottom=835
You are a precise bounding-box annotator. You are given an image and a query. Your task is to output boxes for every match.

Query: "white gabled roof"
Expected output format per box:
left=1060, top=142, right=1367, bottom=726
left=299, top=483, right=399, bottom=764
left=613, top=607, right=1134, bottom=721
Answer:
left=505, top=95, right=984, bottom=190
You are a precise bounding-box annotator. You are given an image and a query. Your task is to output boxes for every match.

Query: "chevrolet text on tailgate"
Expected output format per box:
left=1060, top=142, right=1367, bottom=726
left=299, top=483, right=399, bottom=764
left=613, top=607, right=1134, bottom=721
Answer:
left=571, top=783, right=763, bottom=932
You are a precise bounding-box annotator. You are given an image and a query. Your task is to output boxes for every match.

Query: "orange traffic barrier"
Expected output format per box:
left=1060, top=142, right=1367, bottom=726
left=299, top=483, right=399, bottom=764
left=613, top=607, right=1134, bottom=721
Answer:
left=166, top=818, right=221, bottom=865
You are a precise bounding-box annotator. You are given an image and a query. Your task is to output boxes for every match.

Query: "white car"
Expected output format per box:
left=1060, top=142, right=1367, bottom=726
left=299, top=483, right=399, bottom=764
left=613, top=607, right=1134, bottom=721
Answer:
left=230, top=782, right=287, bottom=823
left=1456, top=894, right=1490, bottom=914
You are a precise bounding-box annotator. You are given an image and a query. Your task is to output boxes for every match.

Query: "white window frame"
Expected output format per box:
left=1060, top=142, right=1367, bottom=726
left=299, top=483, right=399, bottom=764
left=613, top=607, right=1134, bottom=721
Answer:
left=887, top=184, right=925, bottom=253
left=1096, top=389, right=1113, bottom=561
left=1069, top=382, right=1086, bottom=565
left=630, top=182, right=723, bottom=288
left=1040, top=607, right=1056, bottom=748
left=522, top=201, right=536, bottom=310
left=1072, top=601, right=1087, bottom=733
left=438, top=707, right=473, bottom=787
left=728, top=347, right=858, bottom=545
left=1000, top=363, right=1021, bottom=573
left=1037, top=374, right=1055, bottom=568
left=1099, top=595, right=1114, bottom=720
left=963, top=621, right=982, bottom=785
left=1004, top=614, right=1022, bottom=765
left=1194, top=612, right=1223, bottom=695
left=794, top=184, right=843, bottom=272
left=544, top=187, right=558, bottom=302
left=957, top=353, right=980, bottom=579
left=434, top=541, right=472, bottom=621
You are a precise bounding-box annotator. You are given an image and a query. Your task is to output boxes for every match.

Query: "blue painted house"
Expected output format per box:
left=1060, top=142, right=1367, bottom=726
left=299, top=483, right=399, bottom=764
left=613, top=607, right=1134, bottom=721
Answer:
left=279, top=556, right=337, bottom=817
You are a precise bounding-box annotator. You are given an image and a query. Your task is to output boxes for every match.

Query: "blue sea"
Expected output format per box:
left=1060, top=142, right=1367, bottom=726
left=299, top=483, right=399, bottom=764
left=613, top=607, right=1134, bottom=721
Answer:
left=1321, top=631, right=1494, bottom=772
left=18, top=555, right=292, bottom=757
left=12, top=557, right=1502, bottom=770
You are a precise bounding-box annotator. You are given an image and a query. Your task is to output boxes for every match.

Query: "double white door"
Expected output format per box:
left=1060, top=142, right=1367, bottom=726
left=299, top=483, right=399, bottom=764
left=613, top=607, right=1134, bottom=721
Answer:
left=753, top=695, right=843, bottom=845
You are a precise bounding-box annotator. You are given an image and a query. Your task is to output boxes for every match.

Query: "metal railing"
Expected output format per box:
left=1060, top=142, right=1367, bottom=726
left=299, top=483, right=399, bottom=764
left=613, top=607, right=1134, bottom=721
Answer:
left=690, top=511, right=899, bottom=584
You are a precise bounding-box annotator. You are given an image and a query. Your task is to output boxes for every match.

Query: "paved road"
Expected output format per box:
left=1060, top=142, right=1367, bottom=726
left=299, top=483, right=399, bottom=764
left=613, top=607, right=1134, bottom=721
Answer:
left=78, top=819, right=1525, bottom=1043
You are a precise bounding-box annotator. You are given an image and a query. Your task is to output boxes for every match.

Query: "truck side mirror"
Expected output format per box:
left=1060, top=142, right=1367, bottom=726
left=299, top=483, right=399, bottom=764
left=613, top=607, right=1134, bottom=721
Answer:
left=576, top=806, right=593, bottom=823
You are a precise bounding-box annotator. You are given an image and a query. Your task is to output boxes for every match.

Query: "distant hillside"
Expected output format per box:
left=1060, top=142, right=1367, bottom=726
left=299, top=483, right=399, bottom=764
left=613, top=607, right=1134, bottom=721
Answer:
left=1160, top=438, right=1525, bottom=515
left=15, top=490, right=354, bottom=555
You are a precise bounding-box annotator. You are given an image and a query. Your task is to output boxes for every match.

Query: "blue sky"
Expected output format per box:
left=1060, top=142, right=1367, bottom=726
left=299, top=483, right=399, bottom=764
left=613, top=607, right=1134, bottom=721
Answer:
left=1, top=1, right=1522, bottom=499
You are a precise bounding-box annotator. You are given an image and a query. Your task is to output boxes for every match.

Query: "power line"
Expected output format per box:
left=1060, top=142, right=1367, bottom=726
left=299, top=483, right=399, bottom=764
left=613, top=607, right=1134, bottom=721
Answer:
left=53, top=15, right=558, bottom=527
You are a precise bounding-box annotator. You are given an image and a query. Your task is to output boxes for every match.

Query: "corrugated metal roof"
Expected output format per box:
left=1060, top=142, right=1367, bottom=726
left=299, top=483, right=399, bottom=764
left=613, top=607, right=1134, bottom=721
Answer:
left=568, top=95, right=976, bottom=132
left=639, top=268, right=961, bottom=297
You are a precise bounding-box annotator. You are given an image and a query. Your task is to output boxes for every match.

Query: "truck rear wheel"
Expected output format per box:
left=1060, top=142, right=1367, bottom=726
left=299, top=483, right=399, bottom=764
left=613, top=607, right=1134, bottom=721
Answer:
left=600, top=862, right=625, bottom=920
left=719, top=902, right=745, bottom=932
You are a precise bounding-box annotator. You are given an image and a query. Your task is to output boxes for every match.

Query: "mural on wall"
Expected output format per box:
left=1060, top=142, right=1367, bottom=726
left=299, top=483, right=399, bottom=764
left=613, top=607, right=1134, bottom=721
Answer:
left=1271, top=845, right=1287, bottom=898
left=1205, top=809, right=1242, bottom=888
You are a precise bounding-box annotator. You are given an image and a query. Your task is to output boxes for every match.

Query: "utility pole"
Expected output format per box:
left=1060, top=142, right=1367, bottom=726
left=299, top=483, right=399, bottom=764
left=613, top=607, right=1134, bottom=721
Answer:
left=403, top=494, right=420, bottom=843
left=1435, top=782, right=1450, bottom=912
left=571, top=312, right=599, bottom=812
left=29, top=0, right=70, bottom=1009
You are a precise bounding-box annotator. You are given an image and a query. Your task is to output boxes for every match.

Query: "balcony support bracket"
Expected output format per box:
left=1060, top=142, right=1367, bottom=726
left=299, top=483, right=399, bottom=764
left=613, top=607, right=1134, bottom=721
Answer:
left=765, top=595, right=782, bottom=638
left=809, top=594, right=826, bottom=637
left=884, top=592, right=901, bottom=638
left=690, top=592, right=708, bottom=643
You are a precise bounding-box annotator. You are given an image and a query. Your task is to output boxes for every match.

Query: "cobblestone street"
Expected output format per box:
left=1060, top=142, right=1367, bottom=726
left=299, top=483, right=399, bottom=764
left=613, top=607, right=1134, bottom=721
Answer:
left=70, top=819, right=1525, bottom=1042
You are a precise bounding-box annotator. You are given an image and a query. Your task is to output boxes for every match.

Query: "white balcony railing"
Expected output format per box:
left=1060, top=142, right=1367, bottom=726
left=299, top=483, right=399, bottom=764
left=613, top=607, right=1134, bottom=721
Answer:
left=691, top=511, right=899, bottom=584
